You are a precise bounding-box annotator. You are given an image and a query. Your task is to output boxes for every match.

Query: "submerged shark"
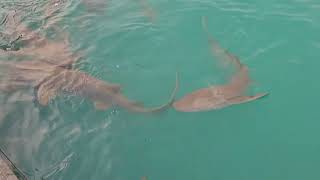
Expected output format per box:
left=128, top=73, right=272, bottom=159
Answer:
left=173, top=17, right=268, bottom=112
left=1, top=9, right=178, bottom=113
left=0, top=59, right=178, bottom=113
left=36, top=67, right=179, bottom=113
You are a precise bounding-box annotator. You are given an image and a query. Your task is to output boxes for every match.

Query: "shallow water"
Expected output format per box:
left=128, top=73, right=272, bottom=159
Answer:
left=1, top=0, right=320, bottom=179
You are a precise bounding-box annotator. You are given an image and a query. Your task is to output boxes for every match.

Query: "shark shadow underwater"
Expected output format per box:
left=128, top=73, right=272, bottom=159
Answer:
left=172, top=17, right=268, bottom=112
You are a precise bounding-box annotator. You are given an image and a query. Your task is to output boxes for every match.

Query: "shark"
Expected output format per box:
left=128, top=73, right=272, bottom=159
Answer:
left=1, top=9, right=178, bottom=113
left=0, top=59, right=178, bottom=113
left=172, top=17, right=268, bottom=112
left=36, top=67, right=179, bottom=113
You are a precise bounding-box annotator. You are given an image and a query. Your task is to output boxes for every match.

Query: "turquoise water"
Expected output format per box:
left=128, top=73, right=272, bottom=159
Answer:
left=1, top=0, right=320, bottom=179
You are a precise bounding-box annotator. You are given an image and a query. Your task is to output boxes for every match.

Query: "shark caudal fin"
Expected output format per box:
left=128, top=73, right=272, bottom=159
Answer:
left=165, top=72, right=180, bottom=107
left=144, top=72, right=179, bottom=113
left=128, top=72, right=179, bottom=113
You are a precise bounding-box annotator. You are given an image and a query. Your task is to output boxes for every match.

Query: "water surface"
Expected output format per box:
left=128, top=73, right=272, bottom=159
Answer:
left=1, top=0, right=320, bottom=179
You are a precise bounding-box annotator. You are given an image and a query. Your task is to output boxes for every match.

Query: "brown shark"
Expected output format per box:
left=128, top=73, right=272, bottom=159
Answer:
left=172, top=17, right=268, bottom=112
left=0, top=14, right=175, bottom=113
left=1, top=8, right=175, bottom=113
left=36, top=67, right=179, bottom=113
left=0, top=59, right=178, bottom=113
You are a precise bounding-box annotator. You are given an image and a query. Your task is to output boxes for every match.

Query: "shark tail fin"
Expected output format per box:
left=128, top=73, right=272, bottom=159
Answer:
left=136, top=72, right=179, bottom=113
left=149, top=71, right=179, bottom=113
left=168, top=71, right=180, bottom=106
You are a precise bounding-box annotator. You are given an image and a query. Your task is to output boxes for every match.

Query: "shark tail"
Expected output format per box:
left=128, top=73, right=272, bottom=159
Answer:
left=129, top=72, right=179, bottom=113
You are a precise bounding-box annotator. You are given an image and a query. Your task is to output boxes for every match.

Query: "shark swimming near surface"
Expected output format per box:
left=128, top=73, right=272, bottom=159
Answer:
left=36, top=67, right=179, bottom=113
left=0, top=32, right=179, bottom=114
left=0, top=9, right=178, bottom=113
left=172, top=17, right=268, bottom=112
left=0, top=59, right=179, bottom=113
left=0, top=25, right=177, bottom=113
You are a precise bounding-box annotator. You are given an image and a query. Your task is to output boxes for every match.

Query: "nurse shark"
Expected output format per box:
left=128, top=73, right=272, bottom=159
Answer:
left=0, top=59, right=178, bottom=113
left=173, top=17, right=268, bottom=112
left=0, top=11, right=178, bottom=113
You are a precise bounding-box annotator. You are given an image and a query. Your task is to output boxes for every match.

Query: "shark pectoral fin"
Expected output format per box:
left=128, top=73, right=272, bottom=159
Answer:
left=94, top=101, right=112, bottom=110
left=37, top=85, right=58, bottom=106
left=227, top=93, right=269, bottom=105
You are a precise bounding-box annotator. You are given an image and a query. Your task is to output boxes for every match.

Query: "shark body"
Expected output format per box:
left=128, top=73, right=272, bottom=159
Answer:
left=173, top=17, right=268, bottom=112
